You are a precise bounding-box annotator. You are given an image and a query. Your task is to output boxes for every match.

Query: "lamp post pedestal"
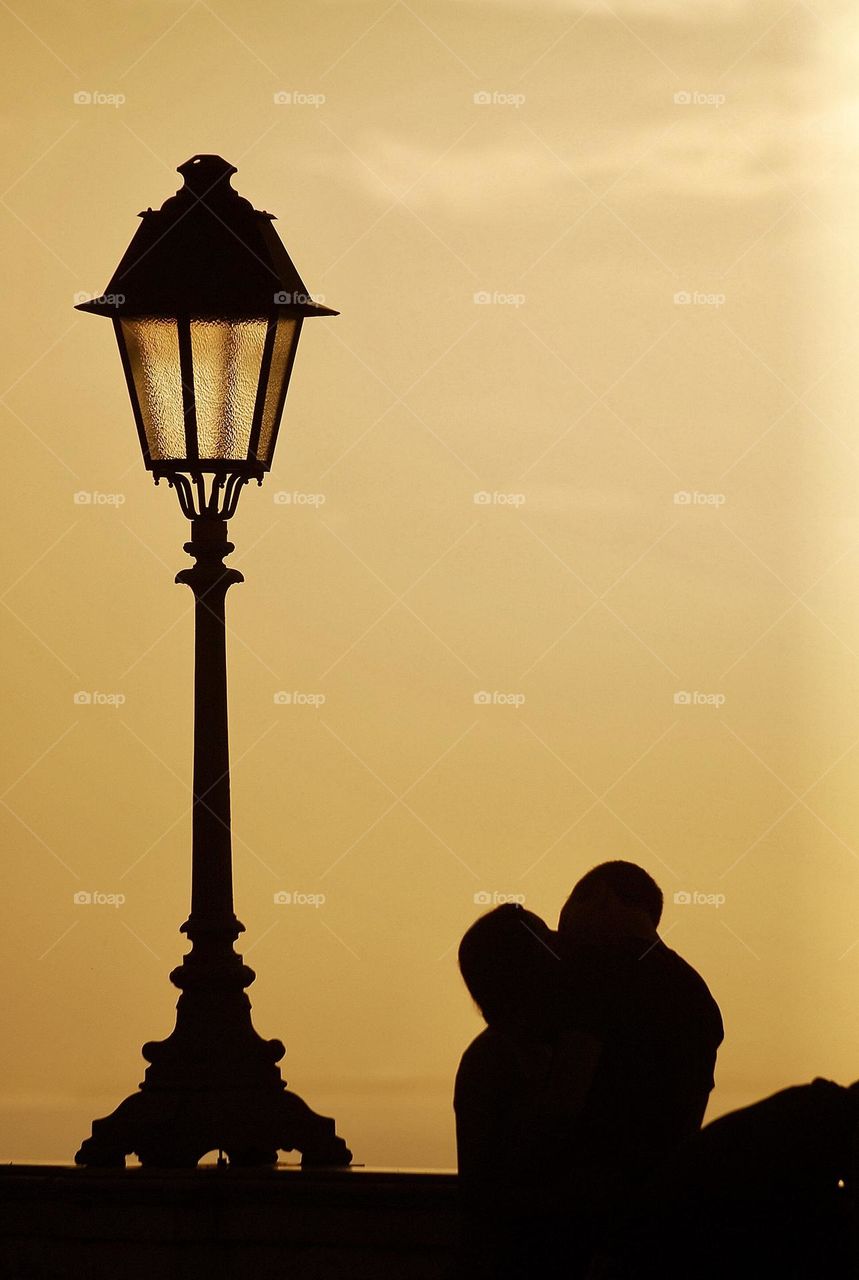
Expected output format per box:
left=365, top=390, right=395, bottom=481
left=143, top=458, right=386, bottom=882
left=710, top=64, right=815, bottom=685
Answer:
left=75, top=519, right=351, bottom=1169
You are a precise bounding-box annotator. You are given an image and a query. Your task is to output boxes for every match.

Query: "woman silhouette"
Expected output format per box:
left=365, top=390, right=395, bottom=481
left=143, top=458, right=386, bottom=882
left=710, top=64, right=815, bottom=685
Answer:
left=454, top=903, right=601, bottom=1279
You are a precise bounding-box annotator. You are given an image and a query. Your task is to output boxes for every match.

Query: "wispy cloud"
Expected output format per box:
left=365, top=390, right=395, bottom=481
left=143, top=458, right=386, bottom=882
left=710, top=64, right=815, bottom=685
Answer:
left=301, top=95, right=844, bottom=217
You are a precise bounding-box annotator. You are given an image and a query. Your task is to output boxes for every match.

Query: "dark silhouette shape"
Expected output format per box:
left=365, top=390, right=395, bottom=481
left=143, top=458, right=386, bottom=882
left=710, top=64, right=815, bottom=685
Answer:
left=454, top=904, right=601, bottom=1278
left=557, top=861, right=724, bottom=1199
left=595, top=1077, right=859, bottom=1279
left=452, top=863, right=724, bottom=1276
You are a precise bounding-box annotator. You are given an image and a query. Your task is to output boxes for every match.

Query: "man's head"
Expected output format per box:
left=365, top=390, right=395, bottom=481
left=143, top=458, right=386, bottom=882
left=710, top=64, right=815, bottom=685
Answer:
left=559, top=860, right=663, bottom=945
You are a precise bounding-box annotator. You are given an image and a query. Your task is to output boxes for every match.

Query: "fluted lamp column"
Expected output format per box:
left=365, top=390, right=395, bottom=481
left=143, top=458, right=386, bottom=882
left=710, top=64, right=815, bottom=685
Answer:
left=73, top=155, right=350, bottom=1169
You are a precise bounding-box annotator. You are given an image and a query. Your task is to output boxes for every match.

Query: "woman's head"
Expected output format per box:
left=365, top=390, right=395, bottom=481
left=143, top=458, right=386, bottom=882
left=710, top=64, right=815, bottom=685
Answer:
left=458, top=903, right=562, bottom=1034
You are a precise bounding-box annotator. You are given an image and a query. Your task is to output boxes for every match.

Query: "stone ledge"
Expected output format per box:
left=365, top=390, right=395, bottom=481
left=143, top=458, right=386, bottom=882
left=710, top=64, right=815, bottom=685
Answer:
left=0, top=1164, right=461, bottom=1279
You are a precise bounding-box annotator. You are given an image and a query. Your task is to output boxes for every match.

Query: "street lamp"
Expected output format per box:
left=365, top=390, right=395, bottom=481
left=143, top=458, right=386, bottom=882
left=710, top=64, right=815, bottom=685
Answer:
left=73, top=154, right=351, bottom=1169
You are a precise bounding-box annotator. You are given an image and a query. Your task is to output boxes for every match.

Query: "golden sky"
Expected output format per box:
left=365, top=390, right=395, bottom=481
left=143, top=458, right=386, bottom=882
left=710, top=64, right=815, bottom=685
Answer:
left=2, top=0, right=859, bottom=1167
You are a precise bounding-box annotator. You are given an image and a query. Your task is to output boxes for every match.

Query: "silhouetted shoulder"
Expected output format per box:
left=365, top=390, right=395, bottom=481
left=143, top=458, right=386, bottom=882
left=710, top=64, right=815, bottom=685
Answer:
left=558, top=937, right=724, bottom=1164
left=454, top=1029, right=518, bottom=1101
left=454, top=1028, right=553, bottom=1115
left=640, top=941, right=724, bottom=1043
left=562, top=937, right=723, bottom=1047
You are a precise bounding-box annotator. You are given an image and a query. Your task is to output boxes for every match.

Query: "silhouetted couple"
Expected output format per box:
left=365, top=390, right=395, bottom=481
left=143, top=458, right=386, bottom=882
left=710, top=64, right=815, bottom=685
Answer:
left=453, top=861, right=723, bottom=1278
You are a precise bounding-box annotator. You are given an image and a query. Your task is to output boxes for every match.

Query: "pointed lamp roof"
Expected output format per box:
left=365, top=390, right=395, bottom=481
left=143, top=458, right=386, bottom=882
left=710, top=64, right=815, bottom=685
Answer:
left=75, top=155, right=338, bottom=320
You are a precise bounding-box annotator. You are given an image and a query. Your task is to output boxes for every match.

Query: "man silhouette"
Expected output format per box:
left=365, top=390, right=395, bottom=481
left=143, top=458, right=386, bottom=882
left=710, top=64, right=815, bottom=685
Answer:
left=557, top=861, right=723, bottom=1200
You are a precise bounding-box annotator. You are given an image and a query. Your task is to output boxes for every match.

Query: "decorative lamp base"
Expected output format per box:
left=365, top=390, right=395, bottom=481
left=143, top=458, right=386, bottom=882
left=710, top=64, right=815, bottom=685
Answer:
left=75, top=1083, right=351, bottom=1169
left=75, top=936, right=352, bottom=1169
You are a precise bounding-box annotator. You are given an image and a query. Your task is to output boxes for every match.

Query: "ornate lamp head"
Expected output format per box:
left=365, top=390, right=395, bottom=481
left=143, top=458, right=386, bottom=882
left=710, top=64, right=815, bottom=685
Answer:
left=76, top=154, right=337, bottom=518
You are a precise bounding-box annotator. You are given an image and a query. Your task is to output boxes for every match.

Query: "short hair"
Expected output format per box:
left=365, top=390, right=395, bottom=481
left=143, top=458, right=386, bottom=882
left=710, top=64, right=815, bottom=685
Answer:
left=562, top=860, right=663, bottom=929
left=458, top=903, right=558, bottom=1030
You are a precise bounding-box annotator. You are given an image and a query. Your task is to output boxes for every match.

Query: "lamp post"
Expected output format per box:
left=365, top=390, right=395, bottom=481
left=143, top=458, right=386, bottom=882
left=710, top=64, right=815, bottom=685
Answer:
left=73, top=155, right=351, bottom=1169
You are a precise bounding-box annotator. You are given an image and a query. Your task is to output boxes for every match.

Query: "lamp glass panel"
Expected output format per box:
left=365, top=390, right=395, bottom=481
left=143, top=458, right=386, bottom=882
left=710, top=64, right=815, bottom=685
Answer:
left=190, top=318, right=267, bottom=461
left=119, top=318, right=185, bottom=460
left=257, top=316, right=300, bottom=464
